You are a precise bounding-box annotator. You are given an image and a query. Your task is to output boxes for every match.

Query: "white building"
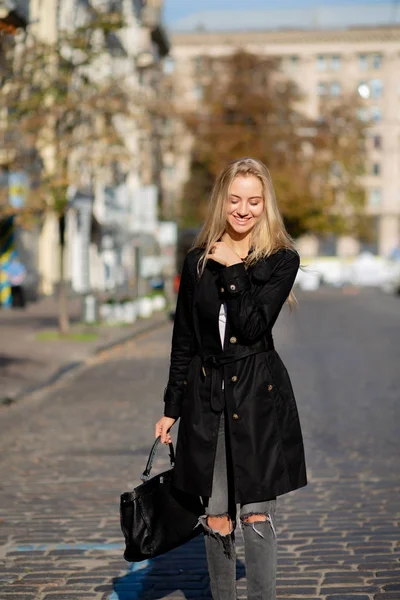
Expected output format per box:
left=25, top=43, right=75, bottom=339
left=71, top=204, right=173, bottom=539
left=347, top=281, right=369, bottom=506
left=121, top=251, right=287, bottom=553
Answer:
left=26, top=0, right=169, bottom=294
left=166, top=3, right=400, bottom=257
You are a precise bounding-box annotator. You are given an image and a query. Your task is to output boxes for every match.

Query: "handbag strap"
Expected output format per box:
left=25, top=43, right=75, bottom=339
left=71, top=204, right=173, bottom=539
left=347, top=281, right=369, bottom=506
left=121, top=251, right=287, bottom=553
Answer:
left=141, top=436, right=175, bottom=482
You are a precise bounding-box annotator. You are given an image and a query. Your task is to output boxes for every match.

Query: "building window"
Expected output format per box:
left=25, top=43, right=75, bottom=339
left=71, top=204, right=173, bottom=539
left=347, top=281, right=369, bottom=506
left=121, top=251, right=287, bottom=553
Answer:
left=192, top=55, right=203, bottom=74
left=163, top=57, right=175, bottom=75
left=372, top=134, right=382, bottom=149
left=165, top=165, right=175, bottom=179
left=331, top=82, right=341, bottom=96
left=359, top=53, right=383, bottom=72
left=289, top=55, right=299, bottom=72
left=359, top=54, right=368, bottom=71
left=357, top=107, right=369, bottom=121
left=359, top=216, right=379, bottom=254
left=316, top=55, right=326, bottom=71
left=371, top=106, right=382, bottom=123
left=372, top=163, right=381, bottom=176
left=317, top=82, right=328, bottom=96
left=318, top=234, right=337, bottom=256
left=193, top=83, right=203, bottom=101
left=331, top=55, right=341, bottom=71
left=372, top=53, right=382, bottom=69
left=370, top=79, right=383, bottom=98
left=369, top=188, right=382, bottom=206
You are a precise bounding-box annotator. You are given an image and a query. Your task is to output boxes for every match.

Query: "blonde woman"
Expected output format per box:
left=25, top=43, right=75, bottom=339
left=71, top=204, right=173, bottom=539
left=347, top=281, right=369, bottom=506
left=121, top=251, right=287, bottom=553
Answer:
left=156, top=157, right=307, bottom=600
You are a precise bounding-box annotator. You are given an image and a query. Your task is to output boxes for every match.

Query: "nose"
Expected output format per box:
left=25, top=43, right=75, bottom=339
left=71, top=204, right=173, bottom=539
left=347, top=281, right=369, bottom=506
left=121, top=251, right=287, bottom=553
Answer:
left=237, top=202, right=250, bottom=216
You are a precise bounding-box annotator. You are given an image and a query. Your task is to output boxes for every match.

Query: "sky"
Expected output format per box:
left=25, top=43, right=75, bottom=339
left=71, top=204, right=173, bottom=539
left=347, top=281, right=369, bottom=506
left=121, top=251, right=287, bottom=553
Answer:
left=163, top=0, right=393, bottom=26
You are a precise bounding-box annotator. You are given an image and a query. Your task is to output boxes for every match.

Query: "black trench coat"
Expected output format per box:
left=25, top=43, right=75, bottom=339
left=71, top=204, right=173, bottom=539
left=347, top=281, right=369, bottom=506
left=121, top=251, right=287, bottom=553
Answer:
left=163, top=246, right=307, bottom=505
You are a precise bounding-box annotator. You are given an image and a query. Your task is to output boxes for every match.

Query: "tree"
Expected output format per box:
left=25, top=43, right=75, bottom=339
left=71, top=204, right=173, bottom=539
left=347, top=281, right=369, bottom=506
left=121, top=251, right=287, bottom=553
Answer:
left=179, top=50, right=369, bottom=240
left=0, top=9, right=141, bottom=332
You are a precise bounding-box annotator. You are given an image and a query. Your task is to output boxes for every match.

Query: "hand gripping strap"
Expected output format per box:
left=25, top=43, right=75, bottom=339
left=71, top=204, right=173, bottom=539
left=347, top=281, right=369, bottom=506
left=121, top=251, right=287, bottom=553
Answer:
left=140, top=436, right=175, bottom=482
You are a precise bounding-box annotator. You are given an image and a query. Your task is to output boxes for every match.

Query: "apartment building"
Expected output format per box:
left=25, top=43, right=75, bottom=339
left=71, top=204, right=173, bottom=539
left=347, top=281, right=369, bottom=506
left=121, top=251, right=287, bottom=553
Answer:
left=166, top=3, right=400, bottom=257
left=25, top=0, right=169, bottom=294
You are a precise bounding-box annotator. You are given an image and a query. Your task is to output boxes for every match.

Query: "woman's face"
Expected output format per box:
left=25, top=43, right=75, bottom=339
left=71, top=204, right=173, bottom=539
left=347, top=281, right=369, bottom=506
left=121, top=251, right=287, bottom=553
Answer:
left=225, top=175, right=264, bottom=236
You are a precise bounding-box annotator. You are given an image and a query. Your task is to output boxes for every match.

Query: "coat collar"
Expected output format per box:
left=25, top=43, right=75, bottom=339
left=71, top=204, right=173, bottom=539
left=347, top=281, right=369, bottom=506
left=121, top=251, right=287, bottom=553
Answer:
left=194, top=245, right=286, bottom=282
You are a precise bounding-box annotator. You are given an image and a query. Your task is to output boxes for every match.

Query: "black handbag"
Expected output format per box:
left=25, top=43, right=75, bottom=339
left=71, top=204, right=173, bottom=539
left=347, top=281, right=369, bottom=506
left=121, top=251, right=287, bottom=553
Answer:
left=120, top=436, right=204, bottom=562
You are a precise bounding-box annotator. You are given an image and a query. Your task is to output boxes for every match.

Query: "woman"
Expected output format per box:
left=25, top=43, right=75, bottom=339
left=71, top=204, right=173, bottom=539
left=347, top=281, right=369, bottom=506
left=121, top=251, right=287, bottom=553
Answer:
left=155, top=157, right=307, bottom=600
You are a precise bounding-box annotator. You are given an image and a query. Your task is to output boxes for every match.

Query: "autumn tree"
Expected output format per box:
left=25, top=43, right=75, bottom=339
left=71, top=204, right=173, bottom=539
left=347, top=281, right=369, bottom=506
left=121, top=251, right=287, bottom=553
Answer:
left=0, top=9, right=141, bottom=332
left=180, top=50, right=370, bottom=240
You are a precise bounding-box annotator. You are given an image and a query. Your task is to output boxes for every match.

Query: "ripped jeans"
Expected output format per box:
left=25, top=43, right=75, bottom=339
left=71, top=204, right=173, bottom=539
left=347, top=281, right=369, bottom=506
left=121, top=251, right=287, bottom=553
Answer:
left=199, top=411, right=277, bottom=600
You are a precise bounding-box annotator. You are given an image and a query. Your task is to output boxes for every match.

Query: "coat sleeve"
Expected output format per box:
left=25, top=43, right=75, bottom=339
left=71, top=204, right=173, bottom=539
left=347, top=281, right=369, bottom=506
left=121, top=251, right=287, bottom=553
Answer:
left=219, top=249, right=300, bottom=344
left=163, top=254, right=195, bottom=419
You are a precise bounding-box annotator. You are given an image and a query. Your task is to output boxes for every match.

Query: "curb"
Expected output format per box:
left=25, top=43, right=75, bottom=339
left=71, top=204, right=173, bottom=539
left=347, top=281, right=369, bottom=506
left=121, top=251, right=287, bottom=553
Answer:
left=0, top=313, right=170, bottom=407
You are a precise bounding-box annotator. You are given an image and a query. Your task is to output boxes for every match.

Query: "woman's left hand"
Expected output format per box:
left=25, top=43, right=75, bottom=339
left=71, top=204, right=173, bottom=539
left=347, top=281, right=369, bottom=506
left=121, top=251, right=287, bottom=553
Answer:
left=206, top=242, right=243, bottom=267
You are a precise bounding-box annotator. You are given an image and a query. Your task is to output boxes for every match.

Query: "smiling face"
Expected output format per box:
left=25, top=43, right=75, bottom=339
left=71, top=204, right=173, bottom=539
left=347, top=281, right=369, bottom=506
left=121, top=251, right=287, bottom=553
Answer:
left=225, top=174, right=265, bottom=237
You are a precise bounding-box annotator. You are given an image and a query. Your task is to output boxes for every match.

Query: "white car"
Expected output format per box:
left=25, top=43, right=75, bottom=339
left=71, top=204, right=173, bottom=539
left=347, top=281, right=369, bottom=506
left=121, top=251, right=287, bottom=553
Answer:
left=380, top=260, right=400, bottom=294
left=295, top=252, right=400, bottom=292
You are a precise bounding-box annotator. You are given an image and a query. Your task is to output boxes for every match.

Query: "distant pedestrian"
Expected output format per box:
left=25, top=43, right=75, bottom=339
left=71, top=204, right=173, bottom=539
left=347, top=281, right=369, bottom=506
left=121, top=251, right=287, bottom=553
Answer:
left=7, top=257, right=27, bottom=308
left=156, top=157, right=307, bottom=600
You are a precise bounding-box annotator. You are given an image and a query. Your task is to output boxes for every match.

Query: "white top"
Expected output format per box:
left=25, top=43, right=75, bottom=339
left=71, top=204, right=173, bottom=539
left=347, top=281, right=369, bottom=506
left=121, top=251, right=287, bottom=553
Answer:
left=219, top=302, right=227, bottom=390
left=219, top=302, right=227, bottom=349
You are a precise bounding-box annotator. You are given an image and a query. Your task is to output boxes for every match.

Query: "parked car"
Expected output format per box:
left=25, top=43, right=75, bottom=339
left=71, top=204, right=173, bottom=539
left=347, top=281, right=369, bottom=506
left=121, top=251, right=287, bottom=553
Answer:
left=295, top=252, right=400, bottom=292
left=380, top=260, right=400, bottom=294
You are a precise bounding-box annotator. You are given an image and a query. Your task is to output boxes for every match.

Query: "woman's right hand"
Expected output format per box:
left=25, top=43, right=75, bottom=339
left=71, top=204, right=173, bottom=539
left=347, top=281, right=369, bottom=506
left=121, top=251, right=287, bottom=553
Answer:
left=155, top=416, right=176, bottom=444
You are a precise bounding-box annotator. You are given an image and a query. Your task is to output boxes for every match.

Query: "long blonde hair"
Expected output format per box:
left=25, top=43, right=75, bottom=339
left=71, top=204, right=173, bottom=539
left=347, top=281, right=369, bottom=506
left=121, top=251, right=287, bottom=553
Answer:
left=192, top=157, right=298, bottom=308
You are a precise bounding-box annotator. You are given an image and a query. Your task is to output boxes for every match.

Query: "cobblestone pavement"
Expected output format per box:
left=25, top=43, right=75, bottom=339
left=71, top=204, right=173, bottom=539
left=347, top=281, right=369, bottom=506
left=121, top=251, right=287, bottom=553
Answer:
left=0, top=295, right=168, bottom=402
left=0, top=287, right=399, bottom=600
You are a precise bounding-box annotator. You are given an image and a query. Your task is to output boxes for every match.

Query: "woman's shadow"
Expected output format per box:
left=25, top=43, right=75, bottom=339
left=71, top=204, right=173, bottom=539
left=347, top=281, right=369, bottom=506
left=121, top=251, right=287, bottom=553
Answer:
left=112, top=534, right=245, bottom=599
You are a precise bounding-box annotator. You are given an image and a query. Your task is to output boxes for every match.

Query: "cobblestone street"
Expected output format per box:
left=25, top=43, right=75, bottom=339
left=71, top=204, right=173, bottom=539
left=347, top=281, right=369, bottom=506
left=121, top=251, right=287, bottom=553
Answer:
left=0, top=287, right=399, bottom=600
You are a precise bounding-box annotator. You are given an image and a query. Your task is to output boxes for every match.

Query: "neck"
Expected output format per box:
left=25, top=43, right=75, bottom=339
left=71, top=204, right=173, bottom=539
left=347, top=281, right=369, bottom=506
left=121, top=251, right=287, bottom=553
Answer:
left=221, top=230, right=252, bottom=259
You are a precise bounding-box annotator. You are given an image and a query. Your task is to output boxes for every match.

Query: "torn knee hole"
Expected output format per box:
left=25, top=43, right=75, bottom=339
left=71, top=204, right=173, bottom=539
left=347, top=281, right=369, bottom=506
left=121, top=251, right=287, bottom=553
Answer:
left=206, top=514, right=233, bottom=534
left=241, top=513, right=268, bottom=524
left=240, top=513, right=276, bottom=539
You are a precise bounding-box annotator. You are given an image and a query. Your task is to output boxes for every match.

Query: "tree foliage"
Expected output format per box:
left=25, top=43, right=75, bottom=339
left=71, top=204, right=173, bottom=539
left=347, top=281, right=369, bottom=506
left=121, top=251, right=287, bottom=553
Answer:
left=0, top=8, right=141, bottom=331
left=180, top=50, right=370, bottom=239
left=0, top=8, right=137, bottom=222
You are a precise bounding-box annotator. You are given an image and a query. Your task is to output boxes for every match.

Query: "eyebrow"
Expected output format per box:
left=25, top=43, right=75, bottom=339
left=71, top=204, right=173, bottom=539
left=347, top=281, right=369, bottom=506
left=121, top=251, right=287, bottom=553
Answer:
left=229, top=194, right=263, bottom=200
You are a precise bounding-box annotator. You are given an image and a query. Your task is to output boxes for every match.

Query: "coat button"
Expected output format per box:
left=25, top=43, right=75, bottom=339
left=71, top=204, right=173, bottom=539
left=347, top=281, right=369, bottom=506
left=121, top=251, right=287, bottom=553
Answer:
left=229, top=283, right=236, bottom=291
left=184, top=380, right=187, bottom=385
left=232, top=413, right=239, bottom=420
left=230, top=336, right=237, bottom=344
left=220, top=287, right=225, bottom=293
left=231, top=375, right=238, bottom=382
left=267, top=384, right=273, bottom=391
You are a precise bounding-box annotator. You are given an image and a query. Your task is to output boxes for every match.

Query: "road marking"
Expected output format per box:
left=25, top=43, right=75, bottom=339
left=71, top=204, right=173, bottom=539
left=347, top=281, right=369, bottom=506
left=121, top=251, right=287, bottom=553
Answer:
left=9, top=542, right=125, bottom=551
left=6, top=543, right=151, bottom=600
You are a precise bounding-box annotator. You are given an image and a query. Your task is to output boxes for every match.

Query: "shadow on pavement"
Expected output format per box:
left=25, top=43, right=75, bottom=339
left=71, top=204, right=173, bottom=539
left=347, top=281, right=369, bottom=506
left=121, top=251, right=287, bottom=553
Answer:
left=113, top=535, right=245, bottom=599
left=0, top=353, right=43, bottom=368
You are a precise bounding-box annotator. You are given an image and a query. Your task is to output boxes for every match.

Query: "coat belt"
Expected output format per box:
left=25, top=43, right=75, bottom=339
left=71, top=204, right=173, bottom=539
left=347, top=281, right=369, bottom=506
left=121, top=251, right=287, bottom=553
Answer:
left=197, top=337, right=275, bottom=412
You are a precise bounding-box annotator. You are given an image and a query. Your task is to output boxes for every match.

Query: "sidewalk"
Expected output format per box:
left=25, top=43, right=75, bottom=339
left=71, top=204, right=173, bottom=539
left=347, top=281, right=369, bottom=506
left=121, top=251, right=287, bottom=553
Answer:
left=0, top=296, right=169, bottom=404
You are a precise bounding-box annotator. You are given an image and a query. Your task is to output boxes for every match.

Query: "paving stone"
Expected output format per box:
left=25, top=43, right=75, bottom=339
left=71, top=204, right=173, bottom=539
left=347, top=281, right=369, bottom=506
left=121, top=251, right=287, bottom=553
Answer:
left=1, top=290, right=400, bottom=599
left=42, top=595, right=97, bottom=599
left=326, top=596, right=370, bottom=600
left=383, top=583, right=400, bottom=591
left=0, top=595, right=38, bottom=599
left=320, top=586, right=379, bottom=594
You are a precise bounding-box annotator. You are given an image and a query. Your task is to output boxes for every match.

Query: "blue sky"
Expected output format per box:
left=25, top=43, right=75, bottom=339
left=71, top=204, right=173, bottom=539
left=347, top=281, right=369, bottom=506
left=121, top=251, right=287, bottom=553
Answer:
left=163, top=0, right=390, bottom=25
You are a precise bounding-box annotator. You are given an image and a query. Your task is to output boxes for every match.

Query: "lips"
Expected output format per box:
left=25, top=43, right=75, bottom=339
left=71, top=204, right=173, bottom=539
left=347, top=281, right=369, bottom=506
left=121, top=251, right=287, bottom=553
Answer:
left=233, top=215, right=251, bottom=225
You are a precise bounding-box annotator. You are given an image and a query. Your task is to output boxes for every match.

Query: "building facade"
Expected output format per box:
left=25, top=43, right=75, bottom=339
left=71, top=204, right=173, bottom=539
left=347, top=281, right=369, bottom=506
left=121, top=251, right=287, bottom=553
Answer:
left=167, top=14, right=400, bottom=257
left=25, top=0, right=169, bottom=295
